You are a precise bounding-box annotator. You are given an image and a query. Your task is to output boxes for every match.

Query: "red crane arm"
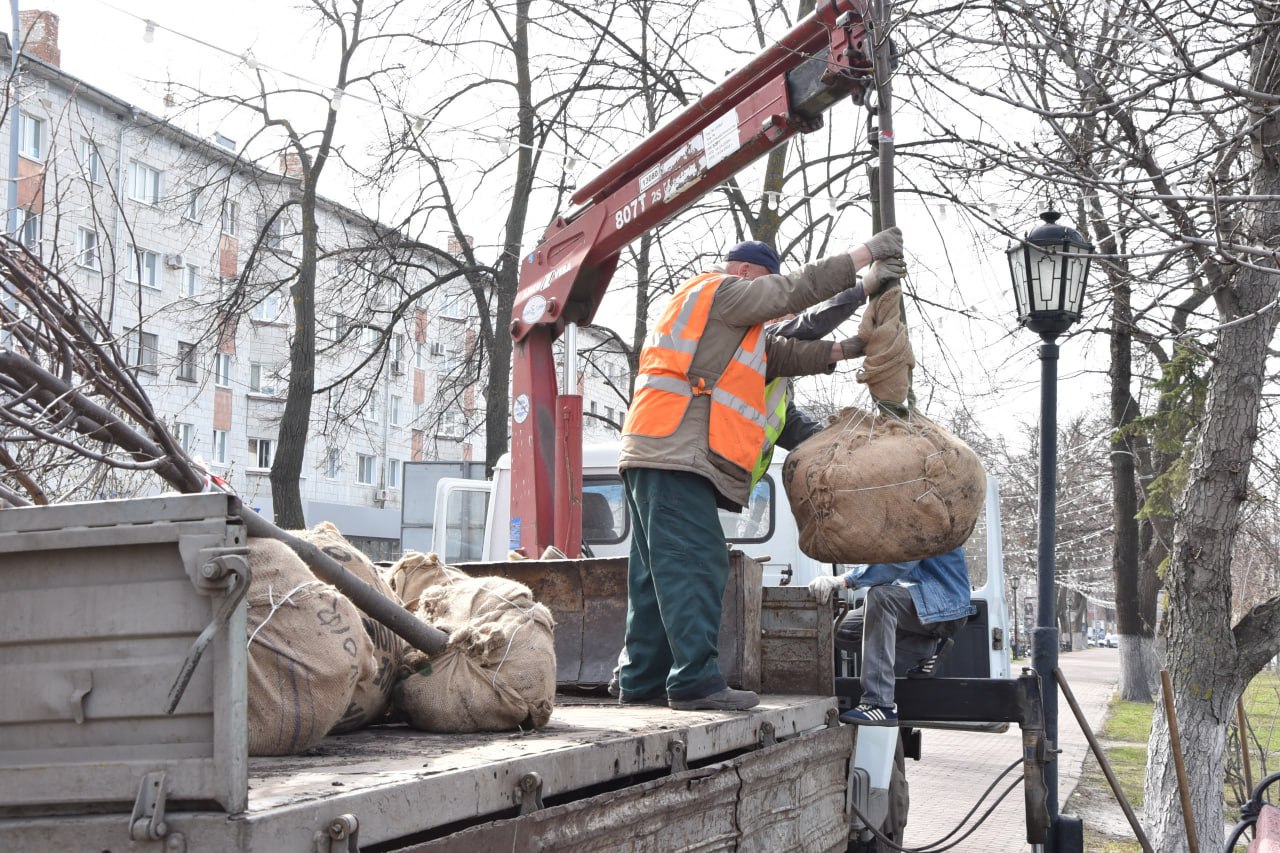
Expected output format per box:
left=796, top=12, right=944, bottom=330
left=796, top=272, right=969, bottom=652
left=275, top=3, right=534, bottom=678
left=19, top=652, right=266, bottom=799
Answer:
left=508, top=0, right=874, bottom=558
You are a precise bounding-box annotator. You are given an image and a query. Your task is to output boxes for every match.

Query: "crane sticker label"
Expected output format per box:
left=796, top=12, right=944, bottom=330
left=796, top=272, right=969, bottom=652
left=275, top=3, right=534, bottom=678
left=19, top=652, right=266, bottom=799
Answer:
left=628, top=108, right=740, bottom=223
left=701, top=109, right=739, bottom=169
left=513, top=393, right=530, bottom=424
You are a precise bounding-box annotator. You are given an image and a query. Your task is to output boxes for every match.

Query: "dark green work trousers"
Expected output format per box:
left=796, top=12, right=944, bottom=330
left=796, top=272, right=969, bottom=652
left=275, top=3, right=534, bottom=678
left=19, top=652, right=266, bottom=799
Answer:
left=618, top=467, right=728, bottom=702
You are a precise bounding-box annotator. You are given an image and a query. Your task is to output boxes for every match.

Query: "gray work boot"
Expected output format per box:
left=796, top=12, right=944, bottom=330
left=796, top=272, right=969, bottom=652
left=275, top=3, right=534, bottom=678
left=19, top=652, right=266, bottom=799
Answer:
left=668, top=687, right=760, bottom=711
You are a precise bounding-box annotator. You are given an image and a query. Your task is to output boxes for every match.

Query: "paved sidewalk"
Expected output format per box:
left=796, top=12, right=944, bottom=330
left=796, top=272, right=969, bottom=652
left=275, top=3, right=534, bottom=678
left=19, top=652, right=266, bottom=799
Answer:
left=898, top=648, right=1121, bottom=851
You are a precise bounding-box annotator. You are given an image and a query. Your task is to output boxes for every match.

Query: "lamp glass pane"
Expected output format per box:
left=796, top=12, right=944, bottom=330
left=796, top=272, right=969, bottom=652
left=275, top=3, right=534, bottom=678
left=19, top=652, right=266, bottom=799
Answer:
left=1032, top=247, right=1059, bottom=311
left=1063, top=246, right=1088, bottom=314
left=1008, top=246, right=1031, bottom=316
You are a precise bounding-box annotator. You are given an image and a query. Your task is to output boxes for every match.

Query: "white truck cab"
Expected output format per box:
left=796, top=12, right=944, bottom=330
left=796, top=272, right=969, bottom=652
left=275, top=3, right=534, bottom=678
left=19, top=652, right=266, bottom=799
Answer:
left=432, top=442, right=843, bottom=588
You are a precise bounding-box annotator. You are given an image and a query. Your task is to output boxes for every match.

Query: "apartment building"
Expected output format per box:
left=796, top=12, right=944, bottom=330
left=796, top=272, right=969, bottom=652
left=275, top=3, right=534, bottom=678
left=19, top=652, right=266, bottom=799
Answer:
left=4, top=12, right=497, bottom=558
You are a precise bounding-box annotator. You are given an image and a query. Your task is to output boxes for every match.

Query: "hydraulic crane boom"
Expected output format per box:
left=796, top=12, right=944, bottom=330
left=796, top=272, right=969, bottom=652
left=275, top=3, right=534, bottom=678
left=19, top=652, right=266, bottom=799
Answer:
left=508, top=0, right=876, bottom=558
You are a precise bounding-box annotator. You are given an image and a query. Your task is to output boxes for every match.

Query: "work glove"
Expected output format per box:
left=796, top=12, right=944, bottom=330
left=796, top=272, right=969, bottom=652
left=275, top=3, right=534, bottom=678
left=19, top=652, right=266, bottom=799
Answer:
left=862, top=226, right=904, bottom=261
left=862, top=256, right=908, bottom=296
left=808, top=575, right=846, bottom=605
left=839, top=335, right=866, bottom=359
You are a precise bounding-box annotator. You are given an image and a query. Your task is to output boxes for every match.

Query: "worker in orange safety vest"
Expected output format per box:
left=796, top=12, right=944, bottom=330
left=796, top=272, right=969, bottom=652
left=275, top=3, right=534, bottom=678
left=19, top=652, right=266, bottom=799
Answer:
left=616, top=230, right=906, bottom=711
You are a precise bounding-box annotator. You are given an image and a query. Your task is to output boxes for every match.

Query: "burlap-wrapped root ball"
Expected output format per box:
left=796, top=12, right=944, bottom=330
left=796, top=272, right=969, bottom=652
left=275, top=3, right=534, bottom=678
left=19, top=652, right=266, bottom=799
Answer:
left=384, top=550, right=468, bottom=613
left=783, top=407, right=986, bottom=564
left=393, top=575, right=556, bottom=733
left=293, top=522, right=405, bottom=734
left=245, top=537, right=369, bottom=755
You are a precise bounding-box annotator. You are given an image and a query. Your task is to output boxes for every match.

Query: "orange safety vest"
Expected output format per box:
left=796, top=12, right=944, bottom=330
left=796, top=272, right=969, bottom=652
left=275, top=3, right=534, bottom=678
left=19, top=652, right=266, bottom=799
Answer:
left=622, top=272, right=768, bottom=473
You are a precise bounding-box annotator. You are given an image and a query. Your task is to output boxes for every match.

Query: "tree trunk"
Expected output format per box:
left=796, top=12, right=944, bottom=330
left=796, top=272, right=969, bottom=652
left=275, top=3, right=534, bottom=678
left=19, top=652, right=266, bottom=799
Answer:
left=271, top=182, right=318, bottom=530
left=1144, top=9, right=1280, bottom=848
left=1108, top=265, right=1154, bottom=700
left=485, top=0, right=533, bottom=473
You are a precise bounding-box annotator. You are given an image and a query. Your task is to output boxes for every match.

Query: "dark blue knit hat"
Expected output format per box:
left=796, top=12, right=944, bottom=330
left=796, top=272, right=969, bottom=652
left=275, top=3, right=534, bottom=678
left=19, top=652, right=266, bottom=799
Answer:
left=725, top=240, right=781, bottom=275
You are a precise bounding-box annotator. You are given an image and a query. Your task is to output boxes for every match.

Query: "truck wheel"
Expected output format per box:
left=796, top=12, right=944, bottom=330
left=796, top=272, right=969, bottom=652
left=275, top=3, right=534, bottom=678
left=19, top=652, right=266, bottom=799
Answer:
left=847, top=733, right=908, bottom=852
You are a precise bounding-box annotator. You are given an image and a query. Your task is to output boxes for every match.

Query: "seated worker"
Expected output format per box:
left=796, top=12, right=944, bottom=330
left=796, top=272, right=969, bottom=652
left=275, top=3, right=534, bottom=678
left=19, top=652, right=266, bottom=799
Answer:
left=808, top=546, right=972, bottom=725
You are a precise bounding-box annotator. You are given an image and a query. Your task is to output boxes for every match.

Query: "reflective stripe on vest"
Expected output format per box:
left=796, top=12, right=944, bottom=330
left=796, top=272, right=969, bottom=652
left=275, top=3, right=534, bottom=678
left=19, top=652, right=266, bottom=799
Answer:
left=623, top=272, right=769, bottom=473
left=750, top=377, right=790, bottom=489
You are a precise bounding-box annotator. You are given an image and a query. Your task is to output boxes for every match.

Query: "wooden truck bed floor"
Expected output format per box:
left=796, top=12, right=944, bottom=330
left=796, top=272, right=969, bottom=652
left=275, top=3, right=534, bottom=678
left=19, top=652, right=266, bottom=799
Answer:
left=5, top=695, right=840, bottom=853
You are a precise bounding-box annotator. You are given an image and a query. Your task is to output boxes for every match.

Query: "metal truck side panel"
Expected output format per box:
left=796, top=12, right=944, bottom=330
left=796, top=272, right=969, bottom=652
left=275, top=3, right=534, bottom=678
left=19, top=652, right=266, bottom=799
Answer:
left=0, top=698, right=837, bottom=851
left=450, top=553, right=762, bottom=691
left=760, top=586, right=835, bottom=696
left=0, top=494, right=248, bottom=815
left=372, top=724, right=852, bottom=853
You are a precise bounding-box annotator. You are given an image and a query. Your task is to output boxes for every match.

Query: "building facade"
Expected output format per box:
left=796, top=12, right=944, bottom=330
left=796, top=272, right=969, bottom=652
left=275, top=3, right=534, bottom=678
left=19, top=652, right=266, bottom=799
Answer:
left=1, top=14, right=634, bottom=558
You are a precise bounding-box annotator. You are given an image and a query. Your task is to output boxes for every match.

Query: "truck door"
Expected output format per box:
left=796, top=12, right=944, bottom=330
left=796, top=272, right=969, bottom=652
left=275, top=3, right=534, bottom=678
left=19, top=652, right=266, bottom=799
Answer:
left=431, top=478, right=492, bottom=564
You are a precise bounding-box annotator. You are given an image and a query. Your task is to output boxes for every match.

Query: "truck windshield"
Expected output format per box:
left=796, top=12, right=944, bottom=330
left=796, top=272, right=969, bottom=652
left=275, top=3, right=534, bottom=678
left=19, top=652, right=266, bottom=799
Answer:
left=583, top=478, right=628, bottom=544
left=719, top=476, right=775, bottom=543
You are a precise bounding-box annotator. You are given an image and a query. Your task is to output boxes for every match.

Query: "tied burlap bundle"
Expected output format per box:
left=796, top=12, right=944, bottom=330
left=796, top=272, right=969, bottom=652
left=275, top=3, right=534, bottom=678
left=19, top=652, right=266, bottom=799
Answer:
left=293, top=522, right=404, bottom=733
left=857, top=286, right=915, bottom=404
left=393, top=574, right=556, bottom=733
left=782, top=407, right=985, bottom=564
left=384, top=550, right=468, bottom=612
left=245, top=537, right=368, bottom=755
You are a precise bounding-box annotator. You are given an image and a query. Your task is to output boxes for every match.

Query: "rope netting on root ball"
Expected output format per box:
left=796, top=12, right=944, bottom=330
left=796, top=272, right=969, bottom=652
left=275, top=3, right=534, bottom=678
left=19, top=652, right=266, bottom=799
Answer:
left=783, top=284, right=986, bottom=565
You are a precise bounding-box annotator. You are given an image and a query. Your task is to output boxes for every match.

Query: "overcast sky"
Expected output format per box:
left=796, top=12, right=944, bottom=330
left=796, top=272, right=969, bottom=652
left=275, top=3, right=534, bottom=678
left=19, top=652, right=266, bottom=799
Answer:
left=28, top=0, right=1109, bottom=447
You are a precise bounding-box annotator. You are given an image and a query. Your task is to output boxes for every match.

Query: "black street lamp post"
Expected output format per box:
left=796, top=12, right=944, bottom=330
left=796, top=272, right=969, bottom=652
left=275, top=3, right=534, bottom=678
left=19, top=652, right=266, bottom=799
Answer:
left=1010, top=574, right=1020, bottom=656
left=1007, top=210, right=1093, bottom=851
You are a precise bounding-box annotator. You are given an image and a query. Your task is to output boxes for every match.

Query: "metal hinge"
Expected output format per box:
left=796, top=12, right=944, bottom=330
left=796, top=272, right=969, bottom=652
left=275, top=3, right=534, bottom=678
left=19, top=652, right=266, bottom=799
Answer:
left=758, top=721, right=777, bottom=748
left=314, top=814, right=360, bottom=853
left=668, top=736, right=688, bottom=774
left=517, top=772, right=545, bottom=814
left=130, top=771, right=170, bottom=842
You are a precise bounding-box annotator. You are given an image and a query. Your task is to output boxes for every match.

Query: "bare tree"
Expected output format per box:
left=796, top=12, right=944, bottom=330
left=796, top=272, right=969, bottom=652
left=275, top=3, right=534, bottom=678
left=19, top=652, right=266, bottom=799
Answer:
left=904, top=0, right=1280, bottom=846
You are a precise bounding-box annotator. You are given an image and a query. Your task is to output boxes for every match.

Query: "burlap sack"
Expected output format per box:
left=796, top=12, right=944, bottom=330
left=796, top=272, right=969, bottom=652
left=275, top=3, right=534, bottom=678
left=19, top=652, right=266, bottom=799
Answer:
left=245, top=537, right=367, bottom=755
left=856, top=287, right=915, bottom=404
left=293, top=522, right=405, bottom=733
left=782, top=407, right=985, bottom=564
left=393, top=575, right=556, bottom=733
left=385, top=550, right=469, bottom=613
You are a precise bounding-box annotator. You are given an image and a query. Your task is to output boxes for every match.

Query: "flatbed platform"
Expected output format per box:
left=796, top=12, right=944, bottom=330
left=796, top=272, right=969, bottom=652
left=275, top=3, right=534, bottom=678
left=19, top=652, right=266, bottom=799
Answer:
left=4, top=695, right=840, bottom=852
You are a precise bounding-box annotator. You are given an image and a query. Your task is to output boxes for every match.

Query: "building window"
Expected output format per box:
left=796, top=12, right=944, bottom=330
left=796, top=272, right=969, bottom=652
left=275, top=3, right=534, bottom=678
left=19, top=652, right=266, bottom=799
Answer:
left=18, top=113, right=43, bottom=160
left=77, top=228, right=99, bottom=270
left=333, top=314, right=351, bottom=343
left=392, top=333, right=406, bottom=372
left=387, top=458, right=401, bottom=489
left=184, top=264, right=200, bottom=298
left=415, top=340, right=426, bottom=369
left=128, top=161, right=163, bottom=204
left=177, top=341, right=197, bottom=381
left=265, top=216, right=285, bottom=249
left=214, top=352, right=232, bottom=388
left=221, top=199, right=238, bottom=236
left=356, top=453, right=376, bottom=485
left=249, top=437, right=274, bottom=469
left=126, top=245, right=161, bottom=288
left=325, top=449, right=340, bottom=479
left=80, top=137, right=101, bottom=184
left=177, top=422, right=195, bottom=453
left=366, top=389, right=381, bottom=422
left=249, top=362, right=278, bottom=395
left=126, top=329, right=159, bottom=373
left=212, top=429, right=228, bottom=464
left=250, top=290, right=281, bottom=323
left=185, top=189, right=202, bottom=221
left=19, top=209, right=39, bottom=249
left=390, top=395, right=403, bottom=426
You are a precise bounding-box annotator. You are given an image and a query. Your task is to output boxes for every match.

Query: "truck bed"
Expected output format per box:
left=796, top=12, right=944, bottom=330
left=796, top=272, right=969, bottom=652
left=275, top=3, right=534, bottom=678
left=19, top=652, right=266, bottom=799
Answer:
left=4, top=695, right=845, bottom=852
